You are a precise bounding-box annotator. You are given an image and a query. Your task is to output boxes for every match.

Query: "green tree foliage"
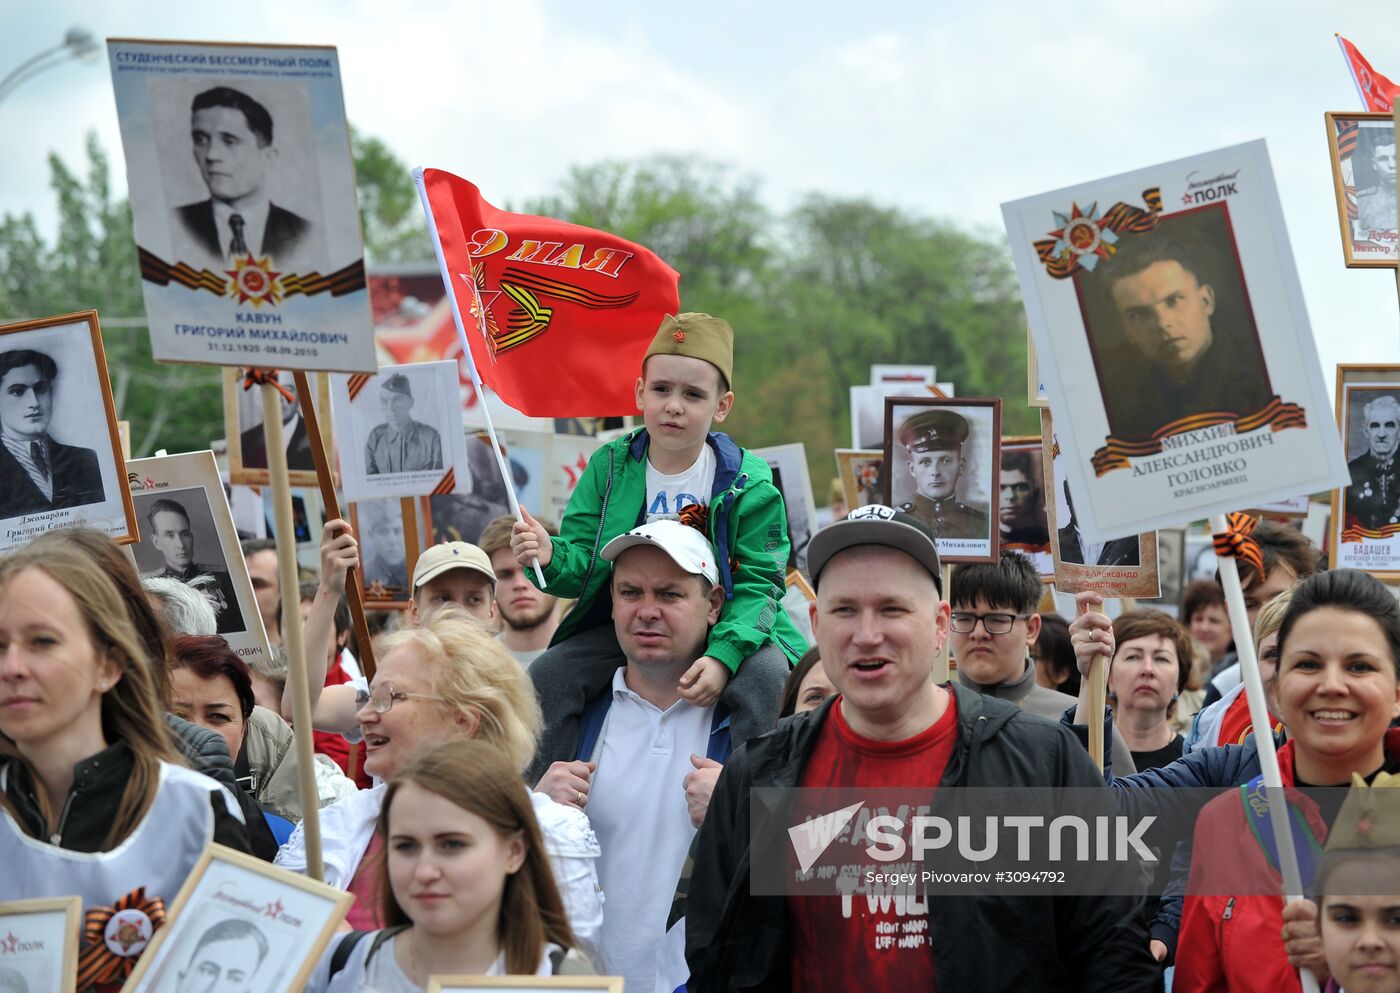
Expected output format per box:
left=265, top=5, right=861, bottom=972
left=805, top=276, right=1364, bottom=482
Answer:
left=532, top=157, right=1034, bottom=491
left=350, top=125, right=429, bottom=263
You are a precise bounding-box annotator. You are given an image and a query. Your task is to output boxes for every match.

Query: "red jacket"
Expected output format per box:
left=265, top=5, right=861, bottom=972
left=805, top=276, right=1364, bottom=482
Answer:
left=1175, top=729, right=1400, bottom=992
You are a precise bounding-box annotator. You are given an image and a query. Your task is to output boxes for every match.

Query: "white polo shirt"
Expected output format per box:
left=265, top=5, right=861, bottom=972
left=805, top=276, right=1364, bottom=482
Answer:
left=586, top=667, right=714, bottom=993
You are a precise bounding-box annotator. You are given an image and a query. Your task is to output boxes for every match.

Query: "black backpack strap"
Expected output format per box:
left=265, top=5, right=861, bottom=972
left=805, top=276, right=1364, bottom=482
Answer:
left=549, top=946, right=567, bottom=974
left=328, top=930, right=370, bottom=978
left=364, top=924, right=412, bottom=966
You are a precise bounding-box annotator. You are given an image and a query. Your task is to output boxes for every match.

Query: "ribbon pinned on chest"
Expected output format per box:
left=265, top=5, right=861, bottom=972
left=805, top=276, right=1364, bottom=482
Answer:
left=77, top=887, right=167, bottom=990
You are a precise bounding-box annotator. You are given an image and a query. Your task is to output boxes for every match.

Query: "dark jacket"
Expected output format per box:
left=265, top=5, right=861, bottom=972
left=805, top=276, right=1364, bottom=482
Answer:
left=239, top=415, right=315, bottom=473
left=177, top=199, right=310, bottom=263
left=1, top=742, right=249, bottom=854
left=0, top=436, right=105, bottom=519
left=1057, top=523, right=1140, bottom=566
left=685, top=685, right=1159, bottom=992
left=165, top=713, right=279, bottom=860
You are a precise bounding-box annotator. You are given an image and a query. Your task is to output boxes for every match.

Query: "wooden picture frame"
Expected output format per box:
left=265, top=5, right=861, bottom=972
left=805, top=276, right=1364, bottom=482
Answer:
left=0, top=310, right=138, bottom=553
left=0, top=896, right=81, bottom=993
left=120, top=844, right=352, bottom=993
left=753, top=443, right=818, bottom=576
left=427, top=977, right=624, bottom=992
left=882, top=396, right=1001, bottom=564
left=126, top=450, right=274, bottom=667
left=223, top=368, right=333, bottom=487
left=1330, top=363, right=1400, bottom=578
left=1324, top=111, right=1398, bottom=268
left=999, top=434, right=1053, bottom=581
left=835, top=449, right=884, bottom=512
left=350, top=496, right=430, bottom=610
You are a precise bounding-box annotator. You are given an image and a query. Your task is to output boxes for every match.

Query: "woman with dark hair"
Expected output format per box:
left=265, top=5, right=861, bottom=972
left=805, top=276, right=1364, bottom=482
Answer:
left=306, top=740, right=584, bottom=989
left=164, top=635, right=287, bottom=860
left=1033, top=612, right=1080, bottom=697
left=1072, top=570, right=1400, bottom=987
left=777, top=647, right=835, bottom=720
left=0, top=538, right=248, bottom=991
left=1181, top=579, right=1230, bottom=667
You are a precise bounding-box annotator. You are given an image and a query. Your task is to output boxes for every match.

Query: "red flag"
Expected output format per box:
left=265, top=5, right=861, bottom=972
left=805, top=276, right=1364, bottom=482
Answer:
left=1337, top=35, right=1398, bottom=112
left=421, top=168, right=680, bottom=417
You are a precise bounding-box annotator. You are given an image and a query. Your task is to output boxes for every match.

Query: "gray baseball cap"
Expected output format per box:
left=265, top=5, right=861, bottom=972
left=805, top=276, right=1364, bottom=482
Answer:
left=806, top=504, right=943, bottom=594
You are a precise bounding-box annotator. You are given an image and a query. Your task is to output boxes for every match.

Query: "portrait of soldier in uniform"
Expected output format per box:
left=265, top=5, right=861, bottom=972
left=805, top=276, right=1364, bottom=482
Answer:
left=1085, top=223, right=1272, bottom=442
left=1344, top=392, right=1400, bottom=531
left=999, top=448, right=1049, bottom=548
left=364, top=372, right=443, bottom=476
left=140, top=495, right=242, bottom=635
left=1056, top=479, right=1140, bottom=567
left=357, top=498, right=409, bottom=600
left=894, top=408, right=989, bottom=540
left=1356, top=130, right=1397, bottom=236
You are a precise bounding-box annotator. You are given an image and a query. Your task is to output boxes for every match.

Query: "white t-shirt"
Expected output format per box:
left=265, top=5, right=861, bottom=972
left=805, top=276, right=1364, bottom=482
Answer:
left=644, top=445, right=715, bottom=522
left=586, top=668, right=713, bottom=993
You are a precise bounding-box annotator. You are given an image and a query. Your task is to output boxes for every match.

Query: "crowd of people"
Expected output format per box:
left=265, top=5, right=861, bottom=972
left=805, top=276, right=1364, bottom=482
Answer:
left=4, top=310, right=1399, bottom=993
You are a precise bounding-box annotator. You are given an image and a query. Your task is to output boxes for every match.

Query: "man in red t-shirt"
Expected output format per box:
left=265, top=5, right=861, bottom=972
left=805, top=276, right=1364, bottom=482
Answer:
left=685, top=505, right=1159, bottom=992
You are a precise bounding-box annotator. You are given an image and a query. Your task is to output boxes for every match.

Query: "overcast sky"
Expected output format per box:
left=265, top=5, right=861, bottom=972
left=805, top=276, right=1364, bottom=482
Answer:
left=1, top=1, right=1396, bottom=381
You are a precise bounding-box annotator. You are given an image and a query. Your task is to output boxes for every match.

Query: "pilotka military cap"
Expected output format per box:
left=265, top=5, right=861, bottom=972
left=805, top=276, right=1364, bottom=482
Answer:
left=643, top=313, right=734, bottom=387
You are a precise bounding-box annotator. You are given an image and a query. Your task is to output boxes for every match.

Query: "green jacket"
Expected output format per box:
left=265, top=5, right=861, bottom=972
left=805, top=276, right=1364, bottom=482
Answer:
left=539, top=428, right=806, bottom=671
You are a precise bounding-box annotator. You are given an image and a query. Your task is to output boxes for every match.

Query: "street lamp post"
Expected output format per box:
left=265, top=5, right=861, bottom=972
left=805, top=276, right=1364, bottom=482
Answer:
left=0, top=27, right=99, bottom=104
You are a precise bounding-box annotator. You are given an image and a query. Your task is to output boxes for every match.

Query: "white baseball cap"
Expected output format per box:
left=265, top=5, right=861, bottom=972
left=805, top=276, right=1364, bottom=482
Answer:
left=600, top=520, right=719, bottom=584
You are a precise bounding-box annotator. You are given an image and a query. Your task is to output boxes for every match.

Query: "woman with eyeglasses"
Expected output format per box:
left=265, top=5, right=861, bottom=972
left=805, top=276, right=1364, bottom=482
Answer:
left=275, top=609, right=604, bottom=961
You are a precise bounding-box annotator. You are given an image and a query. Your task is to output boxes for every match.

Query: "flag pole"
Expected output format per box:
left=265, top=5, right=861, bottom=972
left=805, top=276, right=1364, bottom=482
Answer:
left=1210, top=513, right=1319, bottom=993
left=411, top=166, right=546, bottom=587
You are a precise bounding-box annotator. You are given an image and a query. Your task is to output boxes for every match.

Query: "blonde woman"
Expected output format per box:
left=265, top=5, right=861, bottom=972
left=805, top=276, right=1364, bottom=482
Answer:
left=276, top=609, right=603, bottom=957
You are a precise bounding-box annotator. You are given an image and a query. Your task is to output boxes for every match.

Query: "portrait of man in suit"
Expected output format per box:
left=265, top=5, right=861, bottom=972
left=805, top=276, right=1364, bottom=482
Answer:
left=177, top=86, right=310, bottom=267
left=239, top=370, right=314, bottom=472
left=0, top=347, right=106, bottom=519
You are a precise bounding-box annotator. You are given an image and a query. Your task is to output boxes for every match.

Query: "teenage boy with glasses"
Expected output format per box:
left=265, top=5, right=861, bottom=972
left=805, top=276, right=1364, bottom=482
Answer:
left=949, top=550, right=1137, bottom=774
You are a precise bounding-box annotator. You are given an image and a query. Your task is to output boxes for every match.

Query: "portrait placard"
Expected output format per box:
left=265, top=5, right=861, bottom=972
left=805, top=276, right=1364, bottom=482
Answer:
left=0, top=897, right=81, bottom=993
left=835, top=449, right=884, bottom=511
left=427, top=978, right=623, bottom=992
left=1138, top=527, right=1186, bottom=616
left=849, top=383, right=946, bottom=450
left=1325, top=112, right=1398, bottom=267
left=350, top=497, right=430, bottom=609
left=120, top=844, right=351, bottom=993
left=1040, top=409, right=1160, bottom=596
left=870, top=364, right=936, bottom=386
left=127, top=450, right=272, bottom=668
left=106, top=38, right=375, bottom=372
left=429, top=432, right=541, bottom=546
left=222, top=368, right=331, bottom=487
left=0, top=312, right=137, bottom=553
left=1002, top=140, right=1348, bottom=542
left=1331, top=364, right=1400, bottom=577
left=999, top=436, right=1053, bottom=580
left=331, top=361, right=469, bottom=501
left=753, top=443, right=818, bottom=574
left=782, top=569, right=816, bottom=646
left=882, top=397, right=1000, bottom=564
left=542, top=433, right=604, bottom=527
left=1027, top=330, right=1049, bottom=408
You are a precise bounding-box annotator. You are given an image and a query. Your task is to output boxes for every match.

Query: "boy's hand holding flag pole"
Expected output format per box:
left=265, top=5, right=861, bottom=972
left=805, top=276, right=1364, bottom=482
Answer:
left=412, top=167, right=681, bottom=586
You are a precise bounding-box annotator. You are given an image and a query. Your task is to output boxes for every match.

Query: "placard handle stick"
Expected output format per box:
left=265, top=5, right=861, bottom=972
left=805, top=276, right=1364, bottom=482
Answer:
left=1209, top=513, right=1320, bottom=993
left=1076, top=596, right=1108, bottom=771
left=293, top=371, right=377, bottom=683
left=933, top=563, right=954, bottom=684
left=402, top=496, right=423, bottom=578
left=260, top=380, right=323, bottom=882
left=411, top=166, right=546, bottom=587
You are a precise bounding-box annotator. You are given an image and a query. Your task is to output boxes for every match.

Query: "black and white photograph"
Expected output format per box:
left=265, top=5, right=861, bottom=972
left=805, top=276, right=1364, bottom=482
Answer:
left=352, top=497, right=429, bottom=609
left=999, top=436, right=1052, bottom=579
left=1332, top=365, right=1400, bottom=576
left=223, top=368, right=327, bottom=487
left=332, top=361, right=469, bottom=502
left=1326, top=111, right=1399, bottom=267
left=1139, top=527, right=1186, bottom=617
left=0, top=897, right=80, bottom=993
left=835, top=449, right=884, bottom=511
left=430, top=432, right=530, bottom=545
left=882, top=396, right=999, bottom=563
left=133, top=487, right=243, bottom=635
left=1003, top=140, right=1348, bottom=542
left=121, top=845, right=351, bottom=993
left=0, top=312, right=136, bottom=553
left=107, top=38, right=375, bottom=373
left=753, top=443, right=818, bottom=574
left=1040, top=409, right=1160, bottom=596
left=127, top=451, right=272, bottom=668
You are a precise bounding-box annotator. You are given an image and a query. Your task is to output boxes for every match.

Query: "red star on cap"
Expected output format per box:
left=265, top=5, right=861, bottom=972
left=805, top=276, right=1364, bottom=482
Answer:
left=672, top=330, right=686, bottom=342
